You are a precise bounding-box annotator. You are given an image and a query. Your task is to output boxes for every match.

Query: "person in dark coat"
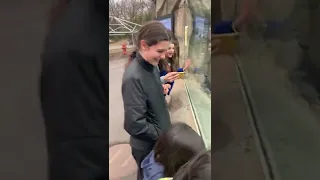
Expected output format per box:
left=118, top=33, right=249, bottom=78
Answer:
left=39, top=0, right=108, bottom=180
left=122, top=21, right=173, bottom=180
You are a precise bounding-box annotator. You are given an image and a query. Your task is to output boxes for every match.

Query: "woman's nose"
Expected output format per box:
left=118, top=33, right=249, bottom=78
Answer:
left=160, top=53, right=166, bottom=59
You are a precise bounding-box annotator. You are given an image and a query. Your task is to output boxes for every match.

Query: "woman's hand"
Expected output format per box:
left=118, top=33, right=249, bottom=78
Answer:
left=163, top=84, right=170, bottom=95
left=183, top=59, right=191, bottom=71
left=163, top=72, right=179, bottom=82
left=164, top=84, right=171, bottom=89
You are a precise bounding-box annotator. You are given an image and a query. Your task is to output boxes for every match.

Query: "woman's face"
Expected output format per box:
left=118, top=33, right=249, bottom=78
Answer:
left=165, top=43, right=175, bottom=58
left=141, top=40, right=170, bottom=66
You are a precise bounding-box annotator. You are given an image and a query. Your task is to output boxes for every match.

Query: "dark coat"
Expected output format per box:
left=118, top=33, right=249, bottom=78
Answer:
left=39, top=0, right=108, bottom=179
left=122, top=53, right=171, bottom=151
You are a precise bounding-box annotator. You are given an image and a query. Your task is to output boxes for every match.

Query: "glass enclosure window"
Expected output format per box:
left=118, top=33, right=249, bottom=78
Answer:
left=218, top=0, right=320, bottom=178
left=185, top=0, right=211, bottom=148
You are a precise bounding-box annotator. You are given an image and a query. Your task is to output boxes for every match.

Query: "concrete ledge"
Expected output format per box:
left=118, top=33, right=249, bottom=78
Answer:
left=168, top=79, right=200, bottom=134
left=165, top=95, right=171, bottom=105
left=210, top=54, right=266, bottom=180
left=184, top=79, right=211, bottom=148
left=236, top=37, right=320, bottom=180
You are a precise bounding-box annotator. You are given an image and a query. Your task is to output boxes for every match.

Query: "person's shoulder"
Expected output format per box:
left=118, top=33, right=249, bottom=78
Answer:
left=141, top=150, right=156, bottom=168
left=141, top=150, right=165, bottom=180
left=123, top=59, right=143, bottom=80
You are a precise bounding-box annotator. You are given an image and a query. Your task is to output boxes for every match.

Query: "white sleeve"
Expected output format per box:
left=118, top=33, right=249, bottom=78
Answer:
left=160, top=76, right=166, bottom=84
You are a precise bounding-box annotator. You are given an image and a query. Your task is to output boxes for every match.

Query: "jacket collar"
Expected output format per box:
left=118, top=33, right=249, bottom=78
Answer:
left=136, top=52, right=154, bottom=73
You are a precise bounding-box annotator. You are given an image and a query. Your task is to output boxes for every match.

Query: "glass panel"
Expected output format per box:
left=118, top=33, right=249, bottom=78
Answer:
left=218, top=0, right=320, bottom=178
left=185, top=0, right=212, bottom=148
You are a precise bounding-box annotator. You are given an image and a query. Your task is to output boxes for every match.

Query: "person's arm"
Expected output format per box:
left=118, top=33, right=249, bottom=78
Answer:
left=160, top=72, right=180, bottom=83
left=122, top=78, right=159, bottom=141
left=160, top=70, right=168, bottom=84
left=180, top=59, right=191, bottom=71
left=141, top=151, right=165, bottom=180
left=160, top=76, right=166, bottom=84
left=233, top=0, right=250, bottom=30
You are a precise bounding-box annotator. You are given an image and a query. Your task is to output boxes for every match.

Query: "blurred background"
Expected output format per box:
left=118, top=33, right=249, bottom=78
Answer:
left=213, top=0, right=320, bottom=179
left=0, top=1, right=50, bottom=179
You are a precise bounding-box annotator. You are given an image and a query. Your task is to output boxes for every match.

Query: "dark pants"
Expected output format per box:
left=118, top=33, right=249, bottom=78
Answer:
left=131, top=147, right=152, bottom=180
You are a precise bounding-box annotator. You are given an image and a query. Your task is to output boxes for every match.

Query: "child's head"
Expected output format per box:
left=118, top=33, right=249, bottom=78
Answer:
left=165, top=30, right=179, bottom=60
left=168, top=33, right=179, bottom=67
left=126, top=21, right=171, bottom=68
left=159, top=30, right=180, bottom=72
left=173, top=149, right=211, bottom=180
left=154, top=122, right=206, bottom=177
left=165, top=42, right=175, bottom=58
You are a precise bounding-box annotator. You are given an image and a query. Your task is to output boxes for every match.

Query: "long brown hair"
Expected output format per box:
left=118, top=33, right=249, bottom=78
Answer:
left=158, top=31, right=180, bottom=72
left=154, top=122, right=206, bottom=177
left=125, top=21, right=171, bottom=68
left=173, top=149, right=211, bottom=180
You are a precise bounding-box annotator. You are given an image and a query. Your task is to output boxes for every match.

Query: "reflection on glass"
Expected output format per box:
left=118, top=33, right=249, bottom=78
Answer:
left=157, top=15, right=173, bottom=31
left=188, top=17, right=211, bottom=93
left=194, top=16, right=209, bottom=41
left=184, top=0, right=211, bottom=148
left=216, top=0, right=320, bottom=179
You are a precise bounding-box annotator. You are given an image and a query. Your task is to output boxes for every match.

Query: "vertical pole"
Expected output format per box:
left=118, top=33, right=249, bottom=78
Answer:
left=183, top=1, right=188, bottom=65
left=131, top=33, right=134, bottom=46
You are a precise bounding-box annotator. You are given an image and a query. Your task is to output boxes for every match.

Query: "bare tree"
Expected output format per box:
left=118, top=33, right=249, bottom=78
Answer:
left=109, top=0, right=117, bottom=16
left=109, top=0, right=154, bottom=24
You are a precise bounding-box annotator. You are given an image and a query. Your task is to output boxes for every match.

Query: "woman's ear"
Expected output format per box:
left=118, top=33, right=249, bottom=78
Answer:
left=140, top=40, right=149, bottom=51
